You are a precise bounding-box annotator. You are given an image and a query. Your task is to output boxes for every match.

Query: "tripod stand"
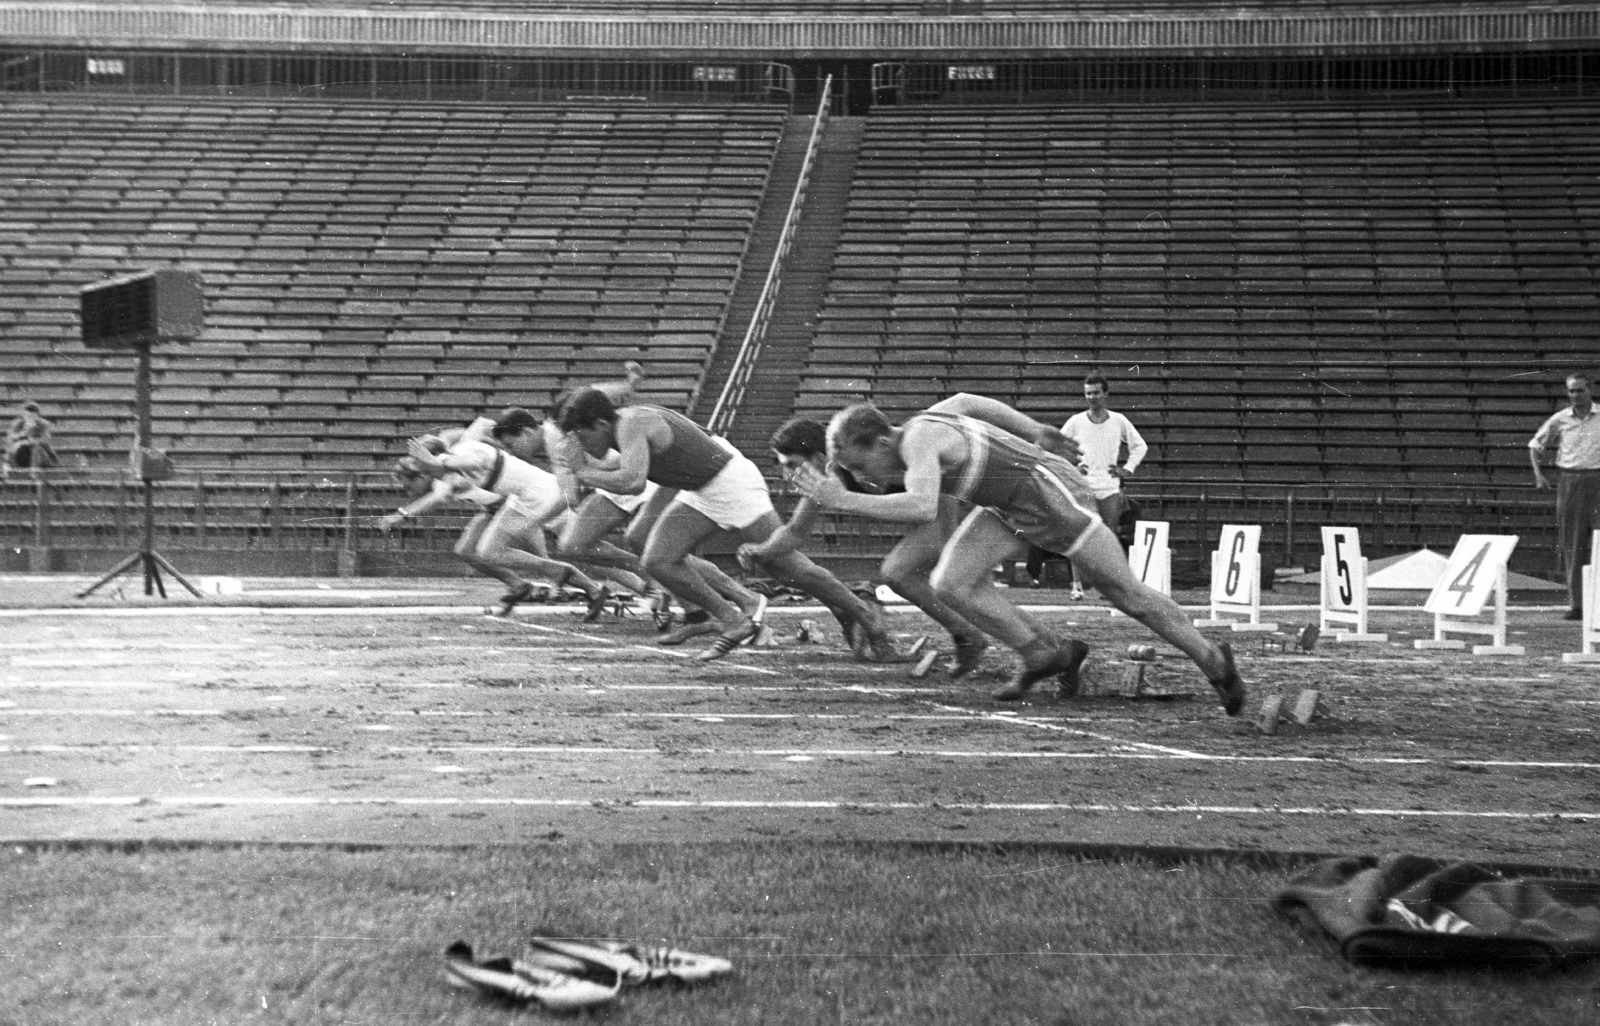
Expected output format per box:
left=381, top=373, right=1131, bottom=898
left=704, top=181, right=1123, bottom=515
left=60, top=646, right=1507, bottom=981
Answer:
left=77, top=338, right=201, bottom=600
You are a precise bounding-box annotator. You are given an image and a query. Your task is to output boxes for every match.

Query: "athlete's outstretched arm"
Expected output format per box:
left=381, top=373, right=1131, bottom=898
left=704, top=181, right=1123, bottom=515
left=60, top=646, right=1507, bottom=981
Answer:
left=928, top=393, right=1081, bottom=462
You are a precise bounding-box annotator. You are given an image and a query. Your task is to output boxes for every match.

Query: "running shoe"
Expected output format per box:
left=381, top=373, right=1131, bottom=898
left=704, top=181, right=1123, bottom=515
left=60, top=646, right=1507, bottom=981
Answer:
left=992, top=639, right=1089, bottom=701
left=697, top=620, right=758, bottom=661
left=582, top=584, right=613, bottom=623
left=949, top=634, right=989, bottom=679
left=1209, top=641, right=1247, bottom=716
left=641, top=582, right=673, bottom=630
left=523, top=935, right=733, bottom=987
left=658, top=612, right=715, bottom=645
left=494, top=582, right=534, bottom=618
left=443, top=941, right=619, bottom=1011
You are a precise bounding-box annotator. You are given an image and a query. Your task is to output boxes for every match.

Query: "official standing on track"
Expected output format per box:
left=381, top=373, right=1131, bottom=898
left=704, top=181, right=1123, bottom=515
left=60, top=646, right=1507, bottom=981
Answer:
left=1529, top=371, right=1600, bottom=620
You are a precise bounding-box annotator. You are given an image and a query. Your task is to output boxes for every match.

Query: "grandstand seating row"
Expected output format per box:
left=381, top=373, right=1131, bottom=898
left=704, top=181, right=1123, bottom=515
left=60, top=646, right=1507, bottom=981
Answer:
left=1, top=94, right=1593, bottom=487
left=794, top=98, right=1597, bottom=486
left=0, top=95, right=786, bottom=466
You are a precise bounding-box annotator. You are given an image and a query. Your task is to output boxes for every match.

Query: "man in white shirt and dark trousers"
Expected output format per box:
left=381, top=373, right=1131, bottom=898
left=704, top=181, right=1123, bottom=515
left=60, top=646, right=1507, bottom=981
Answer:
left=1061, top=372, right=1148, bottom=600
left=1529, top=372, right=1600, bottom=620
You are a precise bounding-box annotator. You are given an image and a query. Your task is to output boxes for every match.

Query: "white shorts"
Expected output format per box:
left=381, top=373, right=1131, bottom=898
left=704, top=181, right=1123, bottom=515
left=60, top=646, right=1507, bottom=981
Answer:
left=597, top=480, right=659, bottom=515
left=668, top=451, right=773, bottom=531
left=503, top=471, right=566, bottom=522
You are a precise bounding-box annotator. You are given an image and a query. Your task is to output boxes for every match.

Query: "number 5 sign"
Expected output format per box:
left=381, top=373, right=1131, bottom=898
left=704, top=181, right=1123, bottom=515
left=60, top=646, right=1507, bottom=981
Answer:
left=1419, top=534, right=1521, bottom=654
left=1319, top=526, right=1387, bottom=642
left=1196, top=524, right=1278, bottom=632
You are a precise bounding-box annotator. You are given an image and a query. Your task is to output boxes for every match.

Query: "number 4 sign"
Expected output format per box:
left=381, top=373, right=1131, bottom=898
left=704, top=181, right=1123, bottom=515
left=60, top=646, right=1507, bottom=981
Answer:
left=1418, top=534, right=1521, bottom=654
left=1319, top=526, right=1387, bottom=642
left=1195, top=524, right=1278, bottom=632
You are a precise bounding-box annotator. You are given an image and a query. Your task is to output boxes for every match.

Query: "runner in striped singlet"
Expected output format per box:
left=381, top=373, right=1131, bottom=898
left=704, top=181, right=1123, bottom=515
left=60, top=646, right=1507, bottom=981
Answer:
left=556, top=387, right=903, bottom=663
left=799, top=394, right=1246, bottom=714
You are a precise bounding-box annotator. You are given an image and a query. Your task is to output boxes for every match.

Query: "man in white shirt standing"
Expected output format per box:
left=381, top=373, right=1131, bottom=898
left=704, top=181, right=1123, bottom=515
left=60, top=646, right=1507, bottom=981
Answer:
left=1061, top=371, right=1148, bottom=600
left=1529, top=371, right=1600, bottom=620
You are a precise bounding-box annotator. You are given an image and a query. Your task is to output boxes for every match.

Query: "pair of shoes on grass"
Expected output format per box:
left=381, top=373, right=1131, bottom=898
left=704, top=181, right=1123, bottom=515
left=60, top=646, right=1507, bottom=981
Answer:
left=444, top=935, right=732, bottom=1010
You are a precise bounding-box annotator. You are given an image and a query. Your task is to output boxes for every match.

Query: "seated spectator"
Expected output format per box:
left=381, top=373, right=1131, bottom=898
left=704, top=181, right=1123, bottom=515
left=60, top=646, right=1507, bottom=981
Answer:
left=5, top=401, right=58, bottom=472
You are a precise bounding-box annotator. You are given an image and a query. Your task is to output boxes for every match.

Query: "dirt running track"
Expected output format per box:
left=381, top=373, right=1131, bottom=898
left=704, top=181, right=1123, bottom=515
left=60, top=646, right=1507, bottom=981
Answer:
left=2, top=581, right=1597, bottom=870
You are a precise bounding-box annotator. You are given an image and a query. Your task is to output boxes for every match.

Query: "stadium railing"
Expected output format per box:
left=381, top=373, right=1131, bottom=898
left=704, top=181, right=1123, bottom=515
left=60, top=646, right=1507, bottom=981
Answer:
left=0, top=468, right=1559, bottom=584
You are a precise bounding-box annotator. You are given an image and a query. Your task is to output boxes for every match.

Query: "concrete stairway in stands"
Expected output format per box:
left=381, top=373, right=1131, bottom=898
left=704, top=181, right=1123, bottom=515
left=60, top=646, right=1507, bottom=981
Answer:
left=694, top=114, right=811, bottom=431
left=715, top=116, right=865, bottom=460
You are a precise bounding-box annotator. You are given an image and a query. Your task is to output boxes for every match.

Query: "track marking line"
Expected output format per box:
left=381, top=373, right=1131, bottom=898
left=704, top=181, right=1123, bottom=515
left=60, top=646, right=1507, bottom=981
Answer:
left=503, top=620, right=782, bottom=677
left=1, top=795, right=1593, bottom=821
left=926, top=701, right=1217, bottom=760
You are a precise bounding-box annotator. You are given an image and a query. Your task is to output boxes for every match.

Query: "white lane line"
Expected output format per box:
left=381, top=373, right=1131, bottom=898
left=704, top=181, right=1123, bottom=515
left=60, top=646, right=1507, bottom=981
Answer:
left=0, top=744, right=329, bottom=754
left=0, top=708, right=224, bottom=717
left=1, top=795, right=1592, bottom=821
left=0, top=642, right=252, bottom=651
left=504, top=620, right=783, bottom=677
left=928, top=701, right=1217, bottom=760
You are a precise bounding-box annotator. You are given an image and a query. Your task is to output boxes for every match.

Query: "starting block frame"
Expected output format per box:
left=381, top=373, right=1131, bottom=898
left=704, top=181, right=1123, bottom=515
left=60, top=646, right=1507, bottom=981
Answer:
left=1128, top=520, right=1172, bottom=597
left=1195, top=524, right=1278, bottom=632
left=1417, top=534, right=1522, bottom=656
left=1318, top=526, right=1388, bottom=643
left=1562, top=530, right=1600, bottom=664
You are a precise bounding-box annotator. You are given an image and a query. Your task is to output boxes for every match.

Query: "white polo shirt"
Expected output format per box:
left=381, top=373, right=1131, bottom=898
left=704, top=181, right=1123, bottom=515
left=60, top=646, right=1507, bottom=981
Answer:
left=1529, top=406, right=1600, bottom=471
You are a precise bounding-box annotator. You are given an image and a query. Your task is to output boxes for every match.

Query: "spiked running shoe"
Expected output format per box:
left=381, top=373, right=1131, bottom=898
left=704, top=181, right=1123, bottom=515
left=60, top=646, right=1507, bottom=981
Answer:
left=582, top=584, right=614, bottom=623
left=443, top=941, right=620, bottom=1011
left=658, top=612, right=714, bottom=645
left=642, top=582, right=673, bottom=630
left=1209, top=641, right=1247, bottom=716
left=494, top=582, right=535, bottom=618
left=697, top=620, right=758, bottom=661
left=523, top=935, right=734, bottom=988
left=949, top=634, right=989, bottom=679
left=992, top=640, right=1089, bottom=701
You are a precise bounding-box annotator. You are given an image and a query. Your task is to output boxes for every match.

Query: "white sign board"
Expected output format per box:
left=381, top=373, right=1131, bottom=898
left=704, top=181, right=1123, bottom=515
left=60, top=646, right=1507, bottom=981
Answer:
left=1562, top=530, right=1600, bottom=664
left=1319, top=526, right=1386, bottom=642
left=1423, top=535, right=1519, bottom=617
left=1128, top=520, right=1171, bottom=596
left=1197, top=524, right=1276, bottom=631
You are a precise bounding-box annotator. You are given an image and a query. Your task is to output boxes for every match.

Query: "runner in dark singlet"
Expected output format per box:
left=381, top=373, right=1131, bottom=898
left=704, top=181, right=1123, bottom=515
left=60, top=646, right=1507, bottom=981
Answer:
left=556, top=388, right=903, bottom=663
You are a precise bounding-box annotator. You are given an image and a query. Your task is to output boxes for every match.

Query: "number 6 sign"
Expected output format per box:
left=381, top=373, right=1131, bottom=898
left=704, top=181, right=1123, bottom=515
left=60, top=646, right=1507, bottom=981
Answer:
left=1196, top=524, right=1278, bottom=632
left=1419, top=534, right=1521, bottom=654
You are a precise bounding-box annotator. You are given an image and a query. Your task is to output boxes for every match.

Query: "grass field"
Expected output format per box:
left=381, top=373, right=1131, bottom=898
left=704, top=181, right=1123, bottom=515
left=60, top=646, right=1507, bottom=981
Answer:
left=2, top=573, right=1597, bottom=1023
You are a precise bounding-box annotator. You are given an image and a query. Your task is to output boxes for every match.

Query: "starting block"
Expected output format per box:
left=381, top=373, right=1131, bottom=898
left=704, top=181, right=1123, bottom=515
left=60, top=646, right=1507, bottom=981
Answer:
left=1195, top=524, right=1278, bottom=633
left=911, top=648, right=940, bottom=679
left=748, top=625, right=780, bottom=648
left=1416, top=534, right=1522, bottom=656
left=1562, top=532, right=1600, bottom=665
left=1256, top=689, right=1329, bottom=734
left=1319, top=527, right=1388, bottom=643
left=1259, top=624, right=1321, bottom=655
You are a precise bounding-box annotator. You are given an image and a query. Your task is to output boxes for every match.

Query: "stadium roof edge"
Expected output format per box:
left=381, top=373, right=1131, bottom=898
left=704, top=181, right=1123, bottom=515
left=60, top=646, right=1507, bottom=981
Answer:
left=0, top=2, right=1598, bottom=60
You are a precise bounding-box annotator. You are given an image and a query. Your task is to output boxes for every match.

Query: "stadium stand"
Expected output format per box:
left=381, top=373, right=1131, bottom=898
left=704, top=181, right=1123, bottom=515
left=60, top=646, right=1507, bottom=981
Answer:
left=796, top=98, right=1600, bottom=487
left=0, top=95, right=786, bottom=469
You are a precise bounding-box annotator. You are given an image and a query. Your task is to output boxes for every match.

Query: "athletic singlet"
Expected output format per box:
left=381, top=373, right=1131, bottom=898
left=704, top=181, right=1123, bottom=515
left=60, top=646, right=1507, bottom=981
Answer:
left=908, top=411, right=1088, bottom=507
left=635, top=405, right=732, bottom=490
left=450, top=438, right=556, bottom=501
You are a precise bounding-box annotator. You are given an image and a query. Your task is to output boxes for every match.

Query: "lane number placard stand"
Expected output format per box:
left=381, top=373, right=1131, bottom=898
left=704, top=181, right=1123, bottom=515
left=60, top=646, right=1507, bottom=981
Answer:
left=1196, top=524, right=1278, bottom=632
left=1562, top=529, right=1600, bottom=665
left=1128, top=520, right=1171, bottom=597
left=1319, top=526, right=1387, bottom=642
left=1417, top=534, right=1521, bottom=655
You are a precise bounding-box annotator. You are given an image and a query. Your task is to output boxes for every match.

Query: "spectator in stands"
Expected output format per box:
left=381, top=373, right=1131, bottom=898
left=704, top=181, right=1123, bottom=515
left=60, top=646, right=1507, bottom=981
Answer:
left=1060, top=371, right=1147, bottom=600
left=5, top=400, right=58, bottom=474
left=738, top=416, right=990, bottom=673
left=1529, top=372, right=1600, bottom=620
left=797, top=393, right=1245, bottom=715
left=555, top=387, right=903, bottom=662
